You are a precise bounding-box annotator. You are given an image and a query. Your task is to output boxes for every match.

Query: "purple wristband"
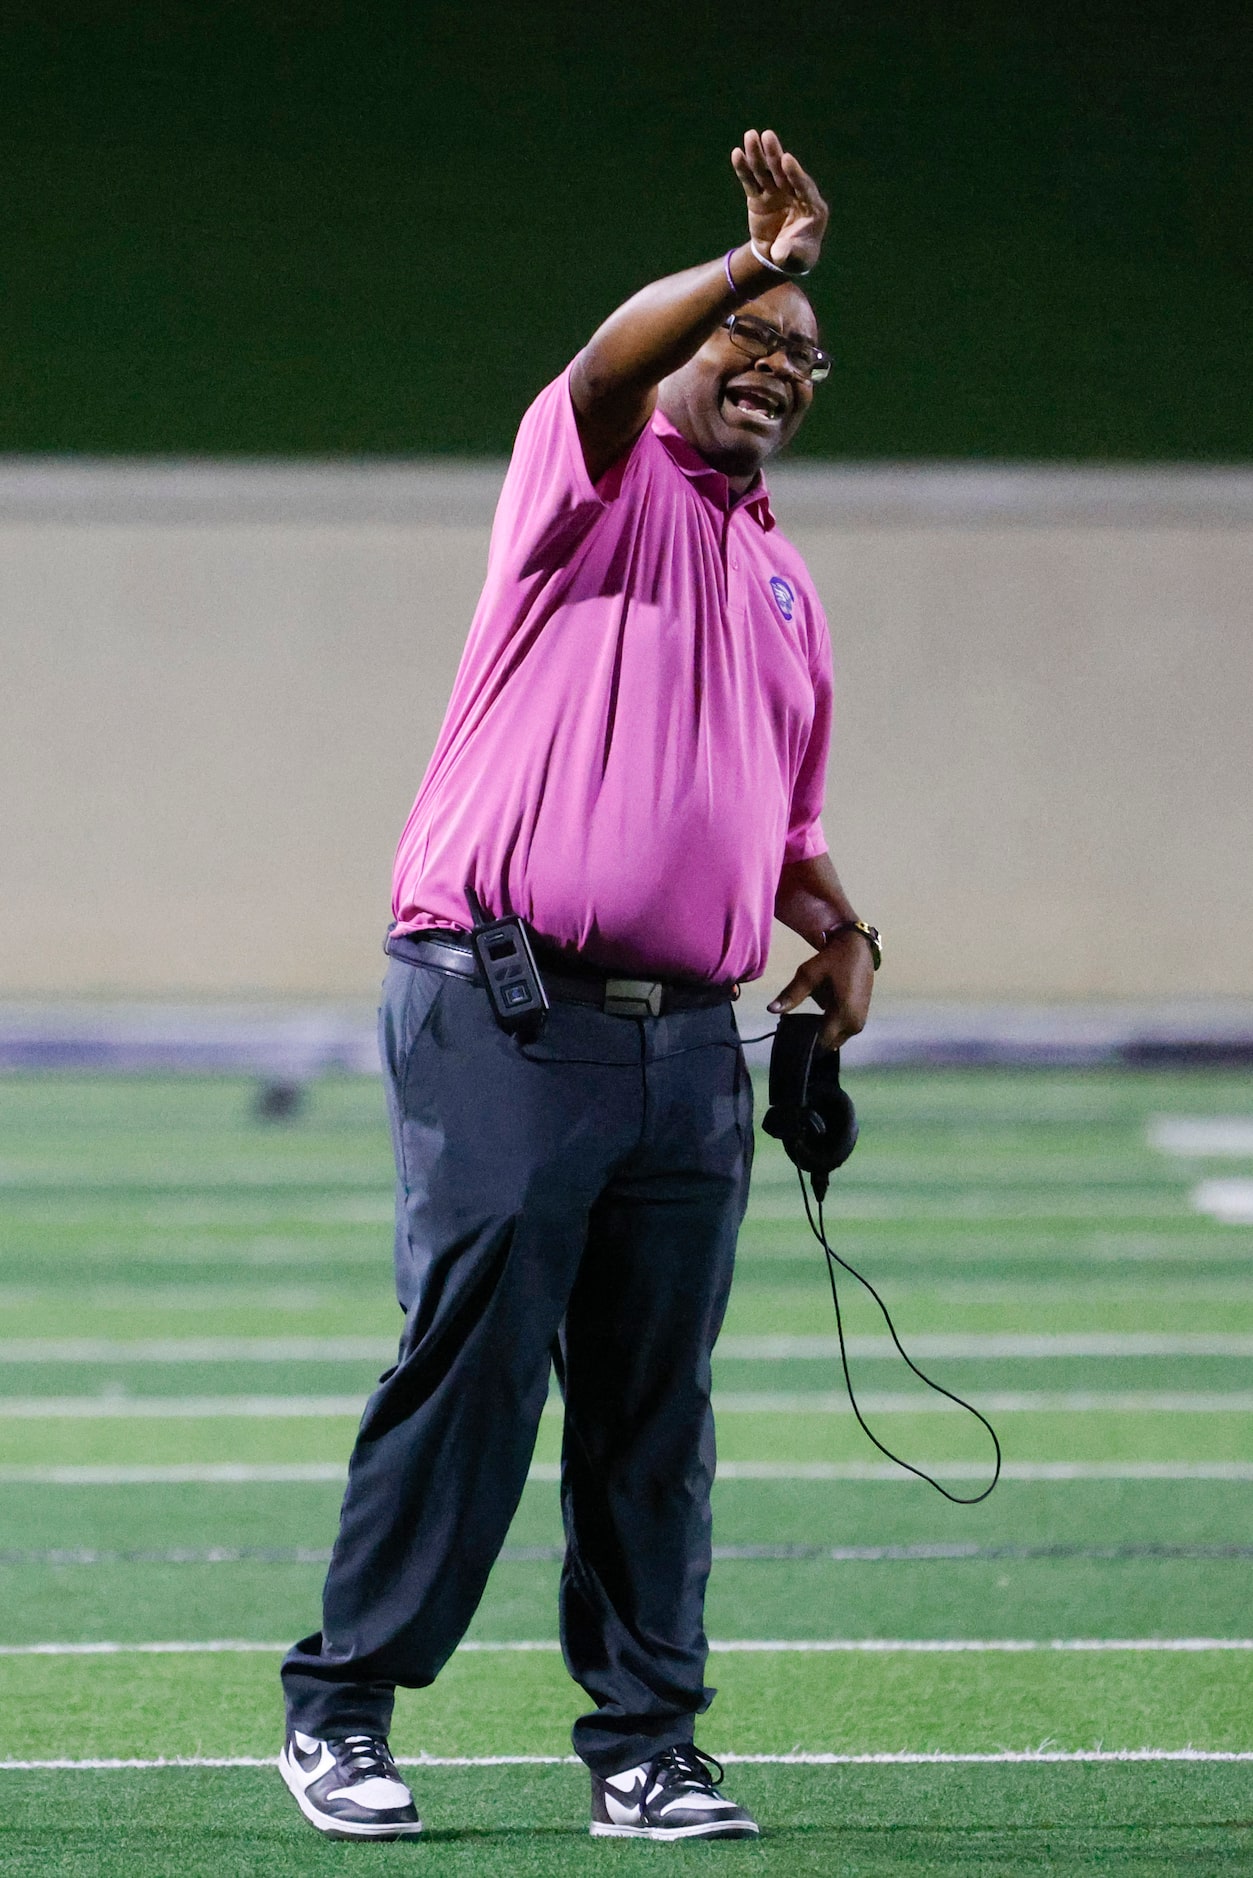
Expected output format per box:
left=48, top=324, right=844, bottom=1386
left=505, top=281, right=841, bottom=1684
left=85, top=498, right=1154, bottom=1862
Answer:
left=724, top=247, right=740, bottom=296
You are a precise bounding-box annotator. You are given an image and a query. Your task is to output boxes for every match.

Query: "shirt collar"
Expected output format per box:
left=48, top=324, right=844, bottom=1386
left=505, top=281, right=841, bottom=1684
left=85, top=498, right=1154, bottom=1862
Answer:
left=650, top=408, right=777, bottom=532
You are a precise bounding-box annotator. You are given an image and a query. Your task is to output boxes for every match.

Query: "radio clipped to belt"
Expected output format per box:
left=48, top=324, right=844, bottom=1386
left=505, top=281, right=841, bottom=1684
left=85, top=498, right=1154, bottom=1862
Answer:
left=465, top=884, right=550, bottom=1040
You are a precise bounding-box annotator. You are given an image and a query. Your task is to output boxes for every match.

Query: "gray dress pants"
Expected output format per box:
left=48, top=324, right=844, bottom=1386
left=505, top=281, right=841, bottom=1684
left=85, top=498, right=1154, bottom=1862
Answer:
left=280, top=955, right=753, bottom=1775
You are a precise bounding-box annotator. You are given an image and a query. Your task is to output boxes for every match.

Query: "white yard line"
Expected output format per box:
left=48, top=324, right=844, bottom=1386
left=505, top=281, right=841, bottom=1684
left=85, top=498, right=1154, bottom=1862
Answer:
left=714, top=1461, right=1253, bottom=1481
left=708, top=1393, right=1253, bottom=1414
left=4, top=1389, right=1253, bottom=1418
left=0, top=1396, right=368, bottom=1418
left=0, top=1338, right=395, bottom=1363
left=720, top=1334, right=1253, bottom=1359
left=6, top=1332, right=1253, bottom=1361
left=714, top=1639, right=1253, bottom=1653
left=5, top=1459, right=1253, bottom=1485
left=8, top=1281, right=1252, bottom=1309
left=1150, top=1119, right=1253, bottom=1157
left=0, top=1462, right=350, bottom=1483
left=1193, top=1181, right=1253, bottom=1226
left=718, top=1749, right=1253, bottom=1764
left=0, top=1640, right=289, bottom=1655
left=756, top=1198, right=1202, bottom=1221
left=5, top=1638, right=1253, bottom=1657
left=768, top=1241, right=1253, bottom=1264
left=5, top=1749, right=1253, bottom=1769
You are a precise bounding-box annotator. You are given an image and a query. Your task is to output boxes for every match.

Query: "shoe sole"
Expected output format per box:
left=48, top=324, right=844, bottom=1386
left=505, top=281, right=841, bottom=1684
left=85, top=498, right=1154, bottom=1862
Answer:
left=278, top=1749, right=423, bottom=1840
left=590, top=1821, right=760, bottom=1840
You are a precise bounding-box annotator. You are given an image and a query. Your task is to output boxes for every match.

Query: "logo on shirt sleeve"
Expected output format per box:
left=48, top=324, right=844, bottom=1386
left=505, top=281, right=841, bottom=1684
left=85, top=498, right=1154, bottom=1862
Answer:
left=769, top=575, right=796, bottom=621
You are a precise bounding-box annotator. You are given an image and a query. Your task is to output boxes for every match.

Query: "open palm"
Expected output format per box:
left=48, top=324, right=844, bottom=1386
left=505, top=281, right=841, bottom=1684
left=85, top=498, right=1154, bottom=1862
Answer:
left=732, top=128, right=829, bottom=274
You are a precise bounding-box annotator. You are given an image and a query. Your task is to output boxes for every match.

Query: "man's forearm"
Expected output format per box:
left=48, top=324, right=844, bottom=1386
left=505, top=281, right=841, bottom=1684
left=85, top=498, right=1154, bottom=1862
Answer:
left=572, top=246, right=773, bottom=415
left=773, top=852, right=860, bottom=947
left=569, top=246, right=777, bottom=481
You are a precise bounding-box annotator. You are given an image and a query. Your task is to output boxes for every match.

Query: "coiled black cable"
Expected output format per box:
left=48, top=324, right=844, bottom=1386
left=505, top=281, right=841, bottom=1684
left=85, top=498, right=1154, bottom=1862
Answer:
left=798, top=1168, right=1001, bottom=1504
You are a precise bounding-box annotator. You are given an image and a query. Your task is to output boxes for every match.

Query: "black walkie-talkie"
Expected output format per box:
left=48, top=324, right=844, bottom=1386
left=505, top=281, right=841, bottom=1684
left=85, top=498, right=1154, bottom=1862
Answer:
left=465, top=885, right=549, bottom=1039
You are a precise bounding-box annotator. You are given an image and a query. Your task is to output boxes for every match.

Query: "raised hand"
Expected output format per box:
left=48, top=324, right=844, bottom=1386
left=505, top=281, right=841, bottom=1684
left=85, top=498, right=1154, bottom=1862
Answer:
left=731, top=129, right=829, bottom=275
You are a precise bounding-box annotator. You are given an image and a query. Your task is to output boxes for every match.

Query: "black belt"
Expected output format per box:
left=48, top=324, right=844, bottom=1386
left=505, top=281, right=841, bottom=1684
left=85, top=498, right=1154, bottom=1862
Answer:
left=385, top=930, right=735, bottom=1017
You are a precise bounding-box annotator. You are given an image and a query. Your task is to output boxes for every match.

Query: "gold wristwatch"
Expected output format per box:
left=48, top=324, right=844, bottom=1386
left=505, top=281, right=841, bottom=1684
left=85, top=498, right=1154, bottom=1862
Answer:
left=821, top=920, right=883, bottom=971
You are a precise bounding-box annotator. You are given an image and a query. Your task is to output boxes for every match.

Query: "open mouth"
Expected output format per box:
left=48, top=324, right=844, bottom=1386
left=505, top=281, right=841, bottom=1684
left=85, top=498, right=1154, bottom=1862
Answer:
left=722, top=380, right=789, bottom=425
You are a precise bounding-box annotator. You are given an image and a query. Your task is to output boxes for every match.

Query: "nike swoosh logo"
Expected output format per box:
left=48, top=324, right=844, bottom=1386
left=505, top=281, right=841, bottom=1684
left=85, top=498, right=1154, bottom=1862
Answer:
left=291, top=1739, right=331, bottom=1776
left=604, top=1776, right=649, bottom=1823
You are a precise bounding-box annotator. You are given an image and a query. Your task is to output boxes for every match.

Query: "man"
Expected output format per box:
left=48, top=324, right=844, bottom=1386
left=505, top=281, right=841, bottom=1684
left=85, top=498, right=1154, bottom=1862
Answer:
left=279, top=128, right=878, bottom=1842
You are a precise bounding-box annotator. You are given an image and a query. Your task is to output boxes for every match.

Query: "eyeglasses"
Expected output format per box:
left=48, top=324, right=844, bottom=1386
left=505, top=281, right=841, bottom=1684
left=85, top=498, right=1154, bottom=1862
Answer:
left=722, top=314, right=831, bottom=384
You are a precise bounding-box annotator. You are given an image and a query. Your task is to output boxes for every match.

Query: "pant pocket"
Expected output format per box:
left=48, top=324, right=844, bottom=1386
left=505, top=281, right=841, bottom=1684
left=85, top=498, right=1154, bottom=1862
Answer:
left=379, top=960, right=448, bottom=1093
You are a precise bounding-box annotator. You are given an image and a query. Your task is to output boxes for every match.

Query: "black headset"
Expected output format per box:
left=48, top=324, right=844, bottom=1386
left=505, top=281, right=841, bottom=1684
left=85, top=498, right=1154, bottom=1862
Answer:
left=761, top=1013, right=858, bottom=1197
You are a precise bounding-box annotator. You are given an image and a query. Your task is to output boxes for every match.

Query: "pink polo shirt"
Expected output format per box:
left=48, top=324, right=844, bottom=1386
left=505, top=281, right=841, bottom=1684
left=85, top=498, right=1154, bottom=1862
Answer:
left=391, top=367, right=833, bottom=985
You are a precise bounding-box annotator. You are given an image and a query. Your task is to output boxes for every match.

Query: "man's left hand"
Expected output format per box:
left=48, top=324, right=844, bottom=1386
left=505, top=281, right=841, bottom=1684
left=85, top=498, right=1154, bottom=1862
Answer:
left=731, top=129, right=829, bottom=276
left=767, top=929, right=876, bottom=1051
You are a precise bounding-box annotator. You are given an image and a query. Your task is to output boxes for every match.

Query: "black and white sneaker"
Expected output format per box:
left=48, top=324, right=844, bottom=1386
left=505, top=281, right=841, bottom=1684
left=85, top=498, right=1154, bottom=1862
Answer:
left=278, top=1731, right=423, bottom=1840
left=590, top=1744, right=760, bottom=1840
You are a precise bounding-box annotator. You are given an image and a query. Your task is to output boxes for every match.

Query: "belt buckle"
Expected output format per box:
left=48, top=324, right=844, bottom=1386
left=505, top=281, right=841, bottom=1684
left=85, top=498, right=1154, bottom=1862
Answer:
left=603, top=977, right=664, bottom=1018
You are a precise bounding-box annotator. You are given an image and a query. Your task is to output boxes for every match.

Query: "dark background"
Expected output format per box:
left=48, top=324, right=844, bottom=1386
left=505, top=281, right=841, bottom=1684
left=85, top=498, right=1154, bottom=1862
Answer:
left=2, top=0, right=1249, bottom=458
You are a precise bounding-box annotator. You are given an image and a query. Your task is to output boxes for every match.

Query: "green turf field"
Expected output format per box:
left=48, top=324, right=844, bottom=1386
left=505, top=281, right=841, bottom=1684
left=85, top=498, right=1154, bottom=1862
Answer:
left=1, top=1066, right=1252, bottom=1874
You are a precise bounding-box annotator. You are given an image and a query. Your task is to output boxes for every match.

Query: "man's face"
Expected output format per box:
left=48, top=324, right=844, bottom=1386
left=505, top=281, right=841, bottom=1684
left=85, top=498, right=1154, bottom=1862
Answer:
left=657, top=284, right=820, bottom=485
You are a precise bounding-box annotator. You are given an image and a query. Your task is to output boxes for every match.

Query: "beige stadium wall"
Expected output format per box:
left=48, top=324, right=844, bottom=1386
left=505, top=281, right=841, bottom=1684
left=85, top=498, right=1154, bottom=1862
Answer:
left=1, top=462, right=1250, bottom=1001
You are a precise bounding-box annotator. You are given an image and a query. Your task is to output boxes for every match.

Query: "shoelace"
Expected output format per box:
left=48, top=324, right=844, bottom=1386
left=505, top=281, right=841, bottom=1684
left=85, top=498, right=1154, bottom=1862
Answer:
left=337, top=1735, right=397, bottom=1782
left=649, top=1744, right=725, bottom=1793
